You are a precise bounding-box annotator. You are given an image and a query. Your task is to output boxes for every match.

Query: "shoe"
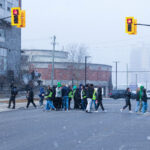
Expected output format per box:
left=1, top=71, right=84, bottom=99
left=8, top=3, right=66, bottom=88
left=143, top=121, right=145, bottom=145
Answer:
left=7, top=106, right=10, bottom=109
left=120, top=109, right=123, bottom=112
left=104, top=110, right=107, bottom=112
left=12, top=107, right=15, bottom=109
left=94, top=110, right=98, bottom=112
left=129, top=111, right=133, bottom=113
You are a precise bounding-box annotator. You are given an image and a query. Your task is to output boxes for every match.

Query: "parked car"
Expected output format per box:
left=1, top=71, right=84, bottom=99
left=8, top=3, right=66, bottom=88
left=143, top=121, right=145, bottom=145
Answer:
left=147, top=90, right=150, bottom=99
left=109, top=90, right=126, bottom=99
left=109, top=90, right=136, bottom=99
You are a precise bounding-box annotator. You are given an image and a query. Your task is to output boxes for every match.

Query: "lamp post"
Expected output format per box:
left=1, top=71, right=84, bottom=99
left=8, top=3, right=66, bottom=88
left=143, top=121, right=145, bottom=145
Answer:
left=85, top=56, right=91, bottom=85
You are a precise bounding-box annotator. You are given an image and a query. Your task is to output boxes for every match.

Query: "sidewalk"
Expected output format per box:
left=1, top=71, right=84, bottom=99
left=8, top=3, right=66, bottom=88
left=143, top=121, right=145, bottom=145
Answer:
left=0, top=96, right=40, bottom=113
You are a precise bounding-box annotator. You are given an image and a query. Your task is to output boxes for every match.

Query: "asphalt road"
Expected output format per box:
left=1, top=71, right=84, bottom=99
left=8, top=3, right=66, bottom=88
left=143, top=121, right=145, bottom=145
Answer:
left=0, top=99, right=150, bottom=150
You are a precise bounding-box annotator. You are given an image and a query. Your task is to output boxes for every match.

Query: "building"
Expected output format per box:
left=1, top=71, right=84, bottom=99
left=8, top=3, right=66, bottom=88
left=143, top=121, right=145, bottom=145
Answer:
left=0, top=0, right=21, bottom=79
left=22, top=49, right=112, bottom=96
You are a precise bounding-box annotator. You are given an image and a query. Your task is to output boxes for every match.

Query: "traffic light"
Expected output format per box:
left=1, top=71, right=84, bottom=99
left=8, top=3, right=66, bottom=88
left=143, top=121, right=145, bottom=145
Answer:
left=11, top=7, right=21, bottom=26
left=17, top=10, right=26, bottom=28
left=125, top=17, right=136, bottom=34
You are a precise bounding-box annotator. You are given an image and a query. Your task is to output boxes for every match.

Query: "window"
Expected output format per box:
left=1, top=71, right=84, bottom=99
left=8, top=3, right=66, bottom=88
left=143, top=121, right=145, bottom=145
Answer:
left=0, top=0, right=5, bottom=9
left=0, top=29, right=5, bottom=42
left=0, top=48, right=7, bottom=71
left=7, top=2, right=12, bottom=11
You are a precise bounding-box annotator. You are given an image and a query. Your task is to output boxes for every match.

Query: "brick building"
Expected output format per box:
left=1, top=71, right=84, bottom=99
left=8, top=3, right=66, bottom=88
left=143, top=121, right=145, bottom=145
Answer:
left=22, top=49, right=112, bottom=96
left=0, top=0, right=21, bottom=78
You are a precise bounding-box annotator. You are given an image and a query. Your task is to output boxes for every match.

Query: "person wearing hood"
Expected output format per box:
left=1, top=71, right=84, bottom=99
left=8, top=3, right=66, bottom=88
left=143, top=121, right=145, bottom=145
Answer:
left=39, top=87, right=45, bottom=107
left=8, top=86, right=18, bottom=109
left=139, top=86, right=144, bottom=112
left=55, top=82, right=62, bottom=110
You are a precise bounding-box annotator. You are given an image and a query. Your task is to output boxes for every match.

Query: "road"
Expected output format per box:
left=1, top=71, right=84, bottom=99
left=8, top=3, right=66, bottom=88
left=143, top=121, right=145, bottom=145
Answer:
left=0, top=99, right=150, bottom=150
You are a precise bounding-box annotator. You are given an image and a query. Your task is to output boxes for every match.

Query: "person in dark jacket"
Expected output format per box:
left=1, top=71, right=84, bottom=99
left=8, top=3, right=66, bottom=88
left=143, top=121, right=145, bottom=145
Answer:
left=8, top=86, right=18, bottom=109
left=26, top=88, right=37, bottom=108
left=62, top=85, right=70, bottom=111
left=120, top=88, right=132, bottom=113
left=96, top=87, right=105, bottom=112
left=135, top=88, right=140, bottom=112
left=141, top=88, right=148, bottom=113
left=38, top=87, right=45, bottom=107
left=86, top=84, right=94, bottom=113
left=74, top=88, right=81, bottom=109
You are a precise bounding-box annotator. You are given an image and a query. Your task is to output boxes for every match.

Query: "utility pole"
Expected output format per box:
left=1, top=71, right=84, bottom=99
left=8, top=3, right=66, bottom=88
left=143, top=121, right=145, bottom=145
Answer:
left=19, top=0, right=21, bottom=7
left=136, top=74, right=138, bottom=88
left=126, top=64, right=128, bottom=88
left=85, top=56, right=91, bottom=85
left=51, top=35, right=56, bottom=87
left=113, top=61, right=119, bottom=90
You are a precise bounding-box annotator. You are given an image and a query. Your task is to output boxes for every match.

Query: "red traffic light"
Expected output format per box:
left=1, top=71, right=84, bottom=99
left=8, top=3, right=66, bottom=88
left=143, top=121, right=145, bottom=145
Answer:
left=13, top=9, right=19, bottom=15
left=127, top=19, right=132, bottom=24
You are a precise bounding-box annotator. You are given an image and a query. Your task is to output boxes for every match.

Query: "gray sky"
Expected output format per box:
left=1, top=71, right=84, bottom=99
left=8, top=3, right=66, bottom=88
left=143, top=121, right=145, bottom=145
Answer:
left=22, top=0, right=150, bottom=86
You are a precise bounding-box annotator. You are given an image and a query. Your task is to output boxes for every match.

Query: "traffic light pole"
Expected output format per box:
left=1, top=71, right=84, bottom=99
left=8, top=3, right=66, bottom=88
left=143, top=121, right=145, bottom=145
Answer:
left=0, top=16, right=11, bottom=20
left=135, top=23, right=150, bottom=27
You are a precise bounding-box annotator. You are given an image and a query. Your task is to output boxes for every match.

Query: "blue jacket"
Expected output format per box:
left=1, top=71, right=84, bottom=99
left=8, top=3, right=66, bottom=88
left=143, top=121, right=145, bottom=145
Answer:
left=39, top=87, right=45, bottom=98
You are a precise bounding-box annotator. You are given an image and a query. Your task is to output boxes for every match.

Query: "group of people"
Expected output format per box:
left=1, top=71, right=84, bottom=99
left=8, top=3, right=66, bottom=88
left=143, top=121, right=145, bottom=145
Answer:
left=7, top=82, right=148, bottom=114
left=39, top=82, right=106, bottom=113
left=120, top=86, right=148, bottom=114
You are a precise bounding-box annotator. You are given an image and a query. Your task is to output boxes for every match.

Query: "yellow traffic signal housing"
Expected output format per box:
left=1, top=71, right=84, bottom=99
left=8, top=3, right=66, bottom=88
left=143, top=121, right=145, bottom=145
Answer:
left=133, top=19, right=137, bottom=35
left=11, top=7, right=21, bottom=26
left=125, top=17, right=135, bottom=34
left=17, top=10, right=26, bottom=28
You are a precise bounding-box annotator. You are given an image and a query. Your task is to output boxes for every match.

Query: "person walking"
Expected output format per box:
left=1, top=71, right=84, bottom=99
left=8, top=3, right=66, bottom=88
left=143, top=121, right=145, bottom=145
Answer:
left=62, top=85, right=70, bottom=111
left=26, top=88, right=37, bottom=109
left=8, top=86, right=18, bottom=109
left=96, top=87, right=106, bottom=112
left=141, top=88, right=148, bottom=114
left=68, top=86, right=73, bottom=110
left=120, top=88, right=132, bottom=113
left=86, top=84, right=94, bottom=113
left=81, top=85, right=87, bottom=111
left=45, top=86, right=56, bottom=111
left=135, top=88, right=140, bottom=112
left=39, top=87, right=45, bottom=107
left=55, top=82, right=62, bottom=110
left=91, top=88, right=97, bottom=111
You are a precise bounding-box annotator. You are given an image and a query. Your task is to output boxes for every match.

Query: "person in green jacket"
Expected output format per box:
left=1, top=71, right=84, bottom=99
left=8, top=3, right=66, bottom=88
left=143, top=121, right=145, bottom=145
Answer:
left=45, top=86, right=56, bottom=111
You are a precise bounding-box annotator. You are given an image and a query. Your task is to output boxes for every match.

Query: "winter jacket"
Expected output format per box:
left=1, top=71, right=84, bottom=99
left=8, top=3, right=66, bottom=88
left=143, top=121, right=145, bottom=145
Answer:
left=45, top=89, right=53, bottom=101
left=142, top=92, right=147, bottom=102
left=39, top=87, right=45, bottom=98
left=125, top=91, right=131, bottom=100
left=97, top=88, right=102, bottom=101
left=136, top=91, right=140, bottom=101
left=86, top=87, right=94, bottom=98
left=62, top=86, right=69, bottom=97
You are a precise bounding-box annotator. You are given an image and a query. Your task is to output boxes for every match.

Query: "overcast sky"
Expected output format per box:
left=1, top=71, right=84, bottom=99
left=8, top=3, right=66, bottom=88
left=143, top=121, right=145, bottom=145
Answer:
left=22, top=0, right=150, bottom=86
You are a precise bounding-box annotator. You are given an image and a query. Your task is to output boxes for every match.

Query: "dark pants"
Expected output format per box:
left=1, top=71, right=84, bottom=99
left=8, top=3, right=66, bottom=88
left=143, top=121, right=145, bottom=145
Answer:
left=26, top=98, right=36, bottom=108
left=81, top=99, right=87, bottom=110
left=55, top=97, right=62, bottom=110
left=74, top=98, right=80, bottom=109
left=96, top=100, right=104, bottom=111
left=8, top=96, right=16, bottom=108
left=69, top=98, right=72, bottom=110
left=123, top=99, right=131, bottom=111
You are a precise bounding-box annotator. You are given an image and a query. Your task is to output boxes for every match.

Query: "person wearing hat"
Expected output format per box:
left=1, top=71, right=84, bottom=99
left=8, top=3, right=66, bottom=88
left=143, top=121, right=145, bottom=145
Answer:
left=55, top=82, right=62, bottom=110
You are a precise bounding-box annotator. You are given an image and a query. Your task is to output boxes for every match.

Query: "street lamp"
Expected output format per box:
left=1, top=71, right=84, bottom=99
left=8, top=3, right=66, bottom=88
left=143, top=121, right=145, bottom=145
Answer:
left=85, top=56, right=91, bottom=85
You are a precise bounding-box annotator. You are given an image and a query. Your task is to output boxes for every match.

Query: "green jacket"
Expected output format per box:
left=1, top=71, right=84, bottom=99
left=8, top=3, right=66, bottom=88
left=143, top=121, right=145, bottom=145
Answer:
left=45, top=90, right=53, bottom=100
left=92, top=90, right=96, bottom=100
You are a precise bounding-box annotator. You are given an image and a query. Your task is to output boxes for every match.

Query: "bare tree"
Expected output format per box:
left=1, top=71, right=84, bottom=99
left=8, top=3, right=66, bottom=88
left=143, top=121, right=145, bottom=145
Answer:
left=66, top=44, right=88, bottom=85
